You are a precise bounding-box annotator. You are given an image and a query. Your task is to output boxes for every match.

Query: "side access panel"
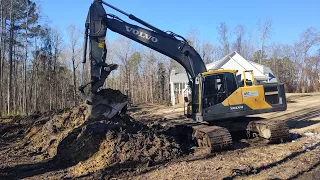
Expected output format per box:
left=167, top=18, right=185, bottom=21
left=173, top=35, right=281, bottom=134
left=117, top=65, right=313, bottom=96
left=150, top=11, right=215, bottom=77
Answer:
left=263, top=83, right=287, bottom=110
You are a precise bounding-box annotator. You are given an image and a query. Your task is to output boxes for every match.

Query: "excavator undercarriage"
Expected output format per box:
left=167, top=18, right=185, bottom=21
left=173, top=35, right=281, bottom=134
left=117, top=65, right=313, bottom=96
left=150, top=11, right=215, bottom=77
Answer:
left=191, top=125, right=233, bottom=152
left=172, top=118, right=290, bottom=154
left=247, top=120, right=290, bottom=143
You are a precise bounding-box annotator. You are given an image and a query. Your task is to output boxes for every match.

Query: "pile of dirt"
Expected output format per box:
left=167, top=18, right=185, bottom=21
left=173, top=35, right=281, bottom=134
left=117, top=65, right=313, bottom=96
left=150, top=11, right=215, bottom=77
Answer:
left=0, top=89, right=191, bottom=178
left=55, top=114, right=188, bottom=178
left=0, top=109, right=66, bottom=143
left=21, top=105, right=88, bottom=158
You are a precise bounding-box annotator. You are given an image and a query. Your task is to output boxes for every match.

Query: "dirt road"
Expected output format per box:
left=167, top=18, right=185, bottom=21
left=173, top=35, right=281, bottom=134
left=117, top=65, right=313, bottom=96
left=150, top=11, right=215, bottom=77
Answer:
left=0, top=93, right=319, bottom=179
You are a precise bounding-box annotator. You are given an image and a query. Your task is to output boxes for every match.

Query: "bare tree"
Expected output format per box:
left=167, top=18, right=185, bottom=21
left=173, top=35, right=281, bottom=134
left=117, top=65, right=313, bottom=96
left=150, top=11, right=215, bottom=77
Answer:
left=186, top=28, right=201, bottom=53
left=201, top=41, right=214, bottom=64
left=297, top=27, right=320, bottom=92
left=217, top=22, right=230, bottom=56
left=238, top=31, right=256, bottom=60
left=112, top=36, right=132, bottom=98
left=7, top=0, right=14, bottom=115
left=52, top=27, right=63, bottom=109
left=233, top=25, right=246, bottom=54
left=0, top=0, right=5, bottom=114
left=67, top=24, right=81, bottom=106
left=143, top=48, right=159, bottom=104
left=257, top=19, right=272, bottom=64
left=23, top=0, right=29, bottom=115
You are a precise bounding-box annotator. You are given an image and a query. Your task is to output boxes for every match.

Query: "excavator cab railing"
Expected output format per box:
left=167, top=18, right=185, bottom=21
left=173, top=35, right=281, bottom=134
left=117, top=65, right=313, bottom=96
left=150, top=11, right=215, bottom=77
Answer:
left=243, top=70, right=254, bottom=87
left=183, top=87, right=192, bottom=117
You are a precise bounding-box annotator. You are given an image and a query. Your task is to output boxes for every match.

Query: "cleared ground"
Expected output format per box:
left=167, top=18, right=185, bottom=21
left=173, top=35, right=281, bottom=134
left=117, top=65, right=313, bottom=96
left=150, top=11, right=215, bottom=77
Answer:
left=131, top=93, right=320, bottom=180
left=0, top=93, right=319, bottom=179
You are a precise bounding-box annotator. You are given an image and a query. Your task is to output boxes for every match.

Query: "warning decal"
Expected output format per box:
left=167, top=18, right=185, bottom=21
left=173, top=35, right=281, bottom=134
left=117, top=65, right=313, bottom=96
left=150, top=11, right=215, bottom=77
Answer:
left=243, top=91, right=259, bottom=98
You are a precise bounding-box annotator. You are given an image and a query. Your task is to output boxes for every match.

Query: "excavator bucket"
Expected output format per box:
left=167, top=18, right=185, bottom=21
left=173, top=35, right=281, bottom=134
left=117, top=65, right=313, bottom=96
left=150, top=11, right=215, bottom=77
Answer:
left=88, top=89, right=129, bottom=119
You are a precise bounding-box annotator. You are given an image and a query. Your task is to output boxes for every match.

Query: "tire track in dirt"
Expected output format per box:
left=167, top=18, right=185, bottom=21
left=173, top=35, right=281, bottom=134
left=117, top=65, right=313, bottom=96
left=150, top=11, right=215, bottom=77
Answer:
left=132, top=134, right=320, bottom=180
left=224, top=142, right=320, bottom=179
left=289, top=161, right=320, bottom=180
left=290, top=162, right=320, bottom=180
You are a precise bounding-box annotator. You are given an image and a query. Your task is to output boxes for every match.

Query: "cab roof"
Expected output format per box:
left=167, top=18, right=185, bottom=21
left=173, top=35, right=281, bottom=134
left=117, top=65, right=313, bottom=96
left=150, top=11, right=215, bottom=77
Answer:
left=201, top=69, right=237, bottom=76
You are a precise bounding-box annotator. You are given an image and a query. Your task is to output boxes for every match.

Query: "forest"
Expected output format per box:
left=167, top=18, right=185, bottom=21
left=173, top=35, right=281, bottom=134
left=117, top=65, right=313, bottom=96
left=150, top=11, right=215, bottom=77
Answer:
left=0, top=0, right=319, bottom=116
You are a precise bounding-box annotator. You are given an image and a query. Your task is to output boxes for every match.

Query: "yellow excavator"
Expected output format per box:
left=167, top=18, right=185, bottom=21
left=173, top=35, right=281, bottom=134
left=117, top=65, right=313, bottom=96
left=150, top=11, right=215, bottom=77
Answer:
left=182, top=69, right=289, bottom=150
left=80, top=0, right=290, bottom=153
left=184, top=69, right=287, bottom=121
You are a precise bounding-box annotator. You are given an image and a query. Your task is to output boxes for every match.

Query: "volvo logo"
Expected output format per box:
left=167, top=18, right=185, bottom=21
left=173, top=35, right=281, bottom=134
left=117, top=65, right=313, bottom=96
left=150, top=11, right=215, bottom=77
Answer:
left=125, top=25, right=158, bottom=43
left=230, top=105, right=243, bottom=110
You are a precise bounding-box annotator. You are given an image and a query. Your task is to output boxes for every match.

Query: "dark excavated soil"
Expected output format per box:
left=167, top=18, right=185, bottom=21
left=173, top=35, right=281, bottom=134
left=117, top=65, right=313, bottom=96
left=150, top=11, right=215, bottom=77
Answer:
left=0, top=90, right=192, bottom=179
left=93, top=88, right=129, bottom=103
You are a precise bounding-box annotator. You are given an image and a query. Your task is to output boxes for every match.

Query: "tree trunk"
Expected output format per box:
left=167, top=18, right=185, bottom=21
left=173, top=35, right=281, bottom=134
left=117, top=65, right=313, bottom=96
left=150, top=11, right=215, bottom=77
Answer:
left=72, top=56, right=77, bottom=106
left=24, top=0, right=29, bottom=115
left=0, top=0, right=3, bottom=115
left=34, top=60, right=39, bottom=111
left=49, top=64, right=52, bottom=110
left=150, top=68, right=154, bottom=104
left=13, top=47, right=16, bottom=114
left=7, top=1, right=14, bottom=115
left=29, top=65, right=34, bottom=112
left=144, top=73, right=147, bottom=102
left=54, top=53, right=58, bottom=109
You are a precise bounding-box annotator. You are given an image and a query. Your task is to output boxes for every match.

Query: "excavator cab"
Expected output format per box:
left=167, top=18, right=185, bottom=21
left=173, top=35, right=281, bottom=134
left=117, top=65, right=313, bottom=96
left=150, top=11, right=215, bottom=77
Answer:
left=184, top=70, right=238, bottom=119
left=185, top=69, right=287, bottom=123
left=201, top=72, right=232, bottom=108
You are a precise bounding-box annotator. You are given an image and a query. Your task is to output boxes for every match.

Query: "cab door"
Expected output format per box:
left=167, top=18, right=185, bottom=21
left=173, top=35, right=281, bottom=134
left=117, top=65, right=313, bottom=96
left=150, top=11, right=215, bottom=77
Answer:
left=224, top=72, right=244, bottom=112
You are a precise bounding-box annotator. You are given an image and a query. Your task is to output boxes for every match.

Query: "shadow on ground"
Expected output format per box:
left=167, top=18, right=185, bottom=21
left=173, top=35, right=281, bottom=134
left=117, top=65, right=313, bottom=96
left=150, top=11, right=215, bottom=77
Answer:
left=222, top=142, right=320, bottom=180
left=285, top=107, right=320, bottom=129
left=0, top=160, right=60, bottom=180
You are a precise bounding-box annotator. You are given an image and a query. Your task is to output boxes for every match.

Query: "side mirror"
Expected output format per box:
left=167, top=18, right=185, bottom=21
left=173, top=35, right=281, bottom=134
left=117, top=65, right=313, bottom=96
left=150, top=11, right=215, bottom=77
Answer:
left=195, top=77, right=200, bottom=84
left=184, top=97, right=189, bottom=102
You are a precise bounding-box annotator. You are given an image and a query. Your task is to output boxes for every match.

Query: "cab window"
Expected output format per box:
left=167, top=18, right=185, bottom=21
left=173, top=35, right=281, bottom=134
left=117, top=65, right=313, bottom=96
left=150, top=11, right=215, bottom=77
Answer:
left=202, top=74, right=227, bottom=108
left=225, top=72, right=238, bottom=96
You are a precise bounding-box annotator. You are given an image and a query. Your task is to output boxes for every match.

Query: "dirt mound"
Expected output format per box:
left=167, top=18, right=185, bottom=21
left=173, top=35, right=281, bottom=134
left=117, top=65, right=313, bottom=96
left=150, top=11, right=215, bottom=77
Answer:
left=22, top=105, right=88, bottom=158
left=0, top=89, right=191, bottom=178
left=54, top=114, right=188, bottom=177
left=0, top=109, right=66, bottom=143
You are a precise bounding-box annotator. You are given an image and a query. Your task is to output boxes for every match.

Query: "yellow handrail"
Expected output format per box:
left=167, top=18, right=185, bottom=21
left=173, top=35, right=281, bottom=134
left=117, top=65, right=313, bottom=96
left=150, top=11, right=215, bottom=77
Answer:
left=243, top=70, right=254, bottom=87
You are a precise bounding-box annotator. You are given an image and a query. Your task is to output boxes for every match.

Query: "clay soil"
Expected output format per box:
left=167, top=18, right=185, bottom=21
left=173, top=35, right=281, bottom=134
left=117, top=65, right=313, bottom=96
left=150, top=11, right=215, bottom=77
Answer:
left=1, top=92, right=320, bottom=180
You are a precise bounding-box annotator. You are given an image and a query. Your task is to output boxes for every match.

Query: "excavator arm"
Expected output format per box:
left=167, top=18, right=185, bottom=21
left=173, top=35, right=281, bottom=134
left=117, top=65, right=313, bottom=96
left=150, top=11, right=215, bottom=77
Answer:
left=105, top=18, right=207, bottom=78
left=81, top=0, right=207, bottom=119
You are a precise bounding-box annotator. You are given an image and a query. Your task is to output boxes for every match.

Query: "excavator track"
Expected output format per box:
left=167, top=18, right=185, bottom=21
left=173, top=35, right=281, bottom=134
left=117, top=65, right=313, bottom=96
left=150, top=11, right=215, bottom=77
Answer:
left=247, top=120, right=290, bottom=143
left=190, top=124, right=232, bottom=153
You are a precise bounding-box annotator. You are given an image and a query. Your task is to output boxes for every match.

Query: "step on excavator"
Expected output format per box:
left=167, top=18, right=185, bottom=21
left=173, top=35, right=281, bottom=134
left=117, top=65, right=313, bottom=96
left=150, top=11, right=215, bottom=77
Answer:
left=80, top=0, right=290, bottom=153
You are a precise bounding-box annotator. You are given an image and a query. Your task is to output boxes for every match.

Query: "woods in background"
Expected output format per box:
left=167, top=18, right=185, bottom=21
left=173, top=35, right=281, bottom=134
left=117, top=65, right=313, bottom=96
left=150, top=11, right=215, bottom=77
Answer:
left=0, top=0, right=319, bottom=116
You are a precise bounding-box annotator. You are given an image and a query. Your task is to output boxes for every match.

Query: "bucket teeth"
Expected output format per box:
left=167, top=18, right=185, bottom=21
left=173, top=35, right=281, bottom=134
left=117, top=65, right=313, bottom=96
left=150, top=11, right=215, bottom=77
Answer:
left=88, top=101, right=128, bottom=119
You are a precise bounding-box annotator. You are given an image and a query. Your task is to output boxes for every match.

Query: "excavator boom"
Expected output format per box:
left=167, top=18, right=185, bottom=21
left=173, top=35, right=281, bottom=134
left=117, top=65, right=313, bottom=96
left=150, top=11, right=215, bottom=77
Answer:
left=81, top=0, right=207, bottom=119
